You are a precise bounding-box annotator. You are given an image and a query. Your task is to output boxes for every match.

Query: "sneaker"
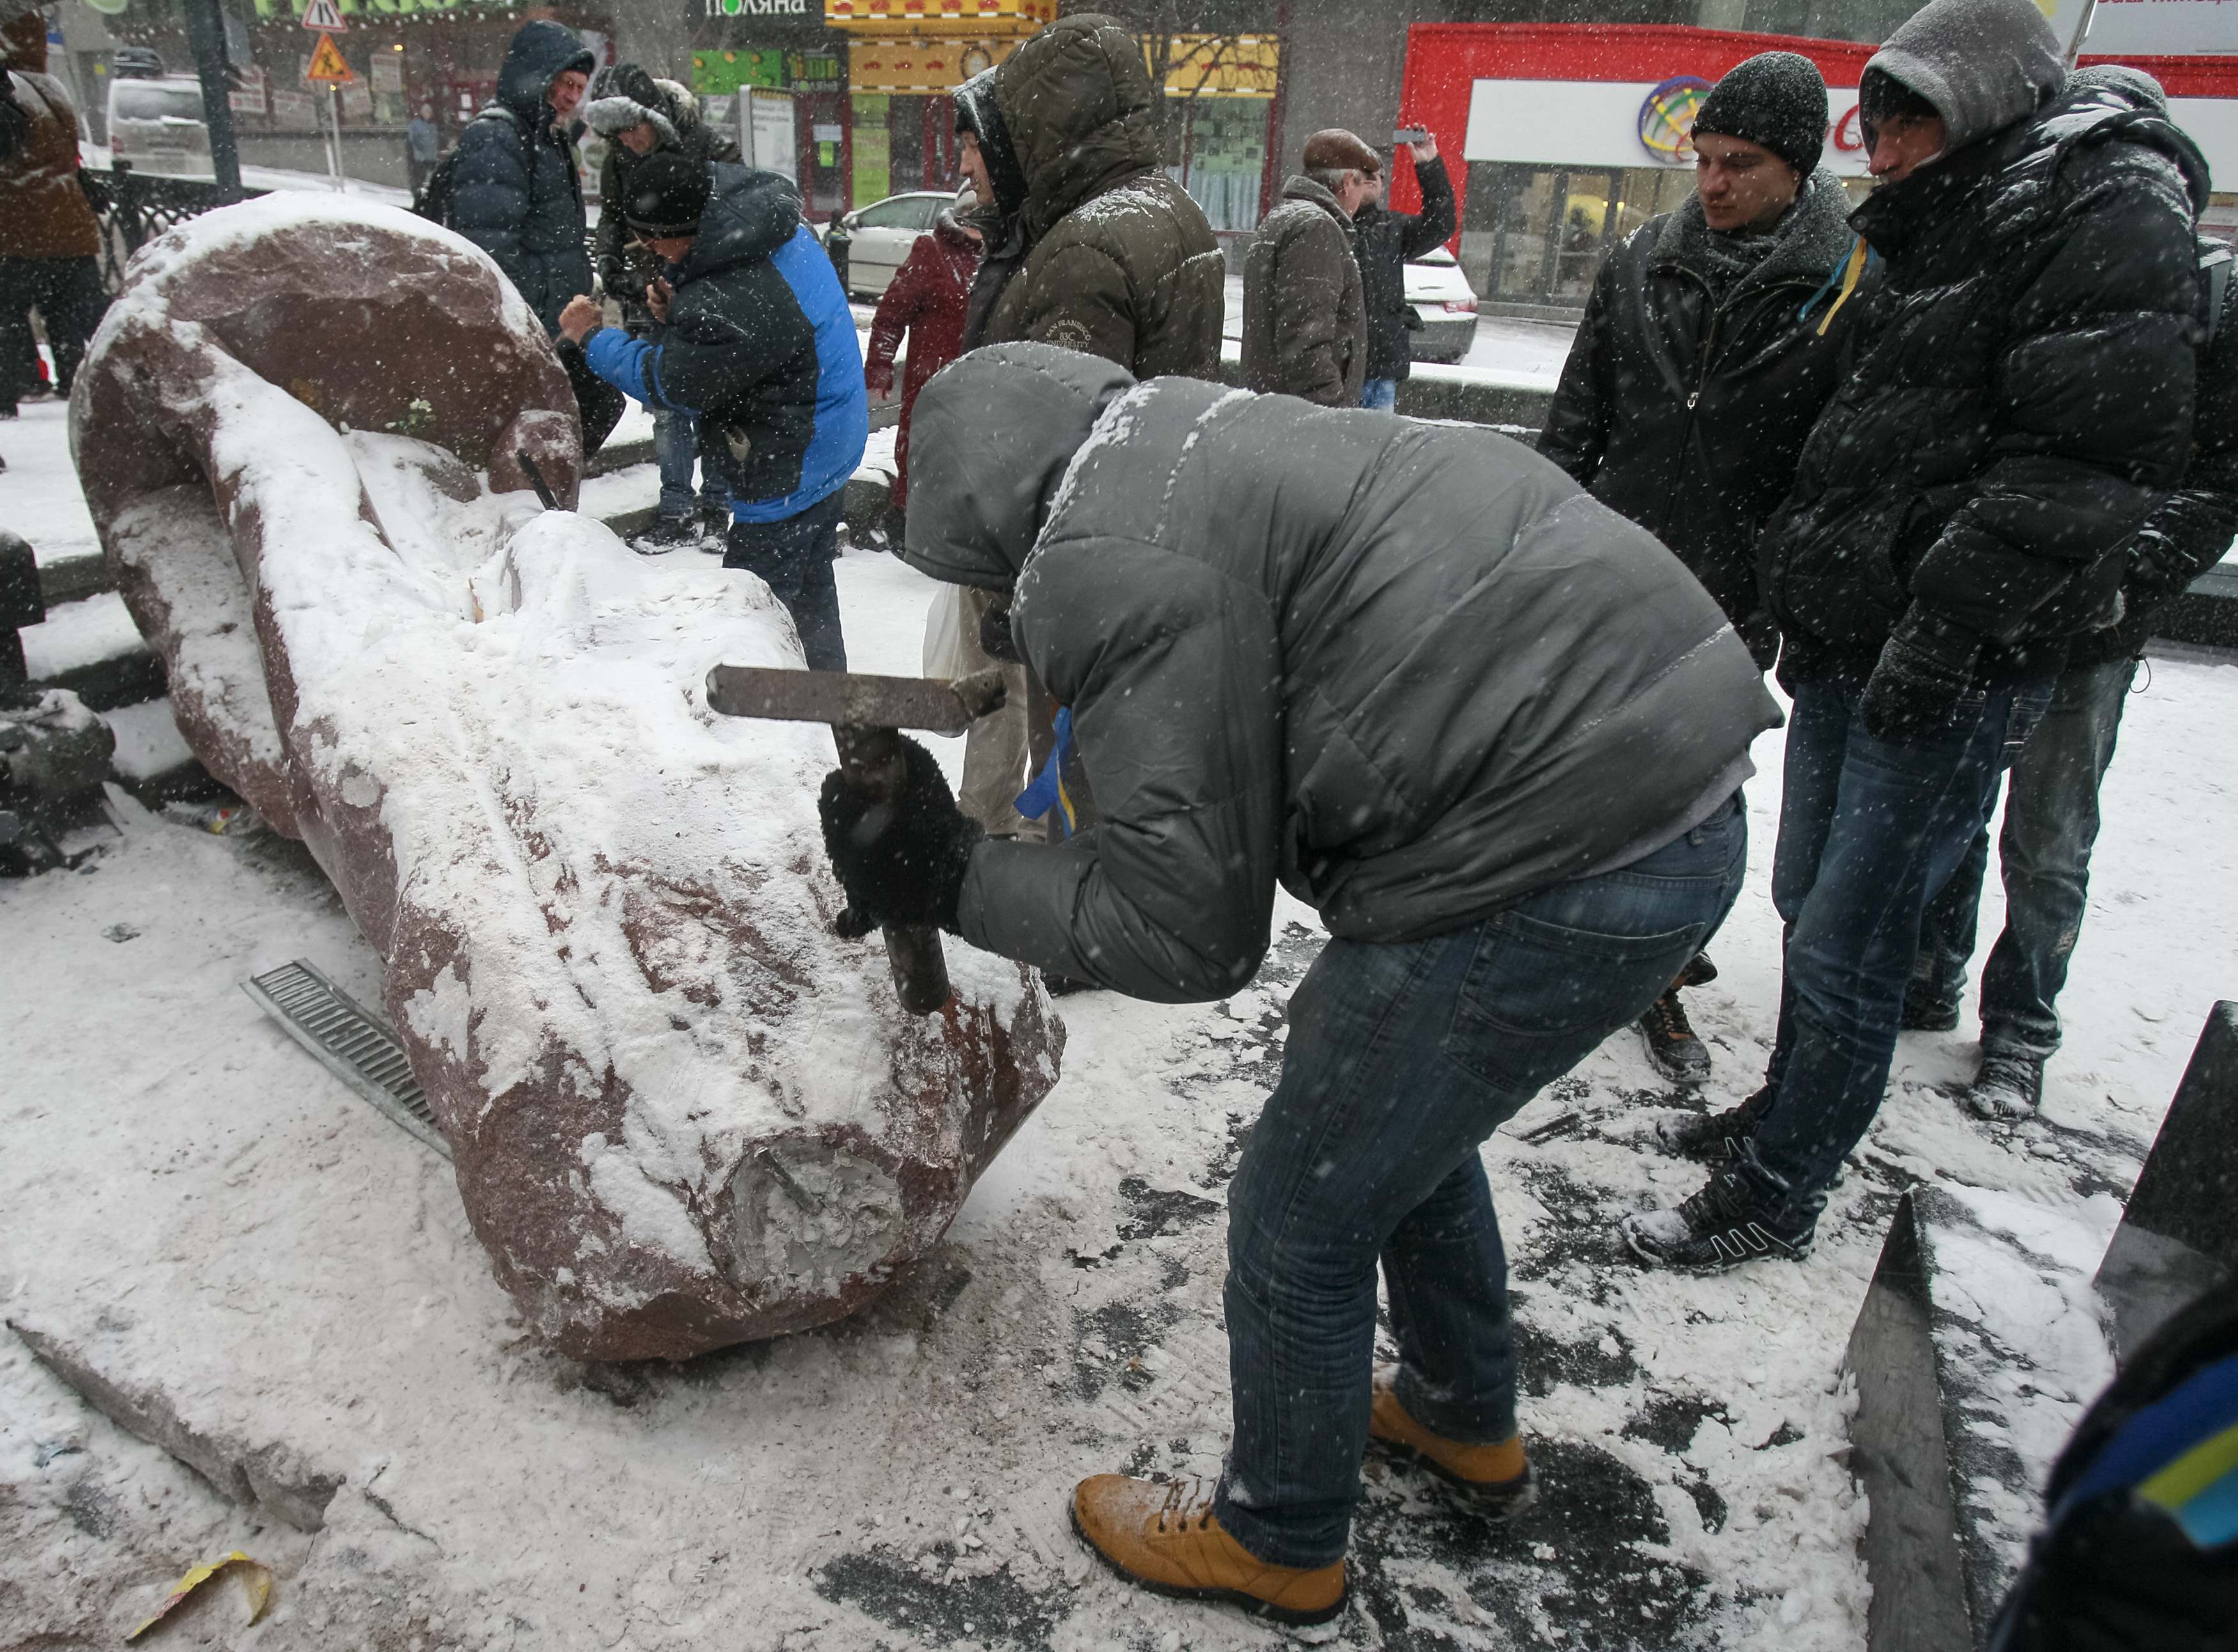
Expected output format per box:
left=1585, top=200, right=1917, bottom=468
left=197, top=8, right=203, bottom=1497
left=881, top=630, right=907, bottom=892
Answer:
left=694, top=499, right=733, bottom=541
left=631, top=515, right=700, bottom=556
left=1638, top=988, right=1711, bottom=1086
left=1964, top=1047, right=2045, bottom=1119
left=1366, top=1364, right=1535, bottom=1520
left=1900, top=992, right=1962, bottom=1032
left=1624, top=1168, right=1817, bottom=1273
left=1652, top=1084, right=1775, bottom=1162
left=1069, top=1474, right=1347, bottom=1626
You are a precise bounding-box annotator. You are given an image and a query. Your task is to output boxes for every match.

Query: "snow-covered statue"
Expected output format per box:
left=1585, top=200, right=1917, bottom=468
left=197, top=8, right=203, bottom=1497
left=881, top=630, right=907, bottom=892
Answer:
left=71, top=197, right=1062, bottom=1360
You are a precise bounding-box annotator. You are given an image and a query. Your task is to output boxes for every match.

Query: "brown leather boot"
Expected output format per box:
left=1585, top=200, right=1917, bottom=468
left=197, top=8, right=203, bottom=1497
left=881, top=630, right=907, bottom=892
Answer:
left=1069, top=1474, right=1347, bottom=1626
left=1368, top=1365, right=1537, bottom=1519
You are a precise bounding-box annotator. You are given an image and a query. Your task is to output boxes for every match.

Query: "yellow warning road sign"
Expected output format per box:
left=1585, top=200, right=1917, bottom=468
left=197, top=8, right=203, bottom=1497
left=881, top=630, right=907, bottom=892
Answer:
left=306, top=33, right=354, bottom=83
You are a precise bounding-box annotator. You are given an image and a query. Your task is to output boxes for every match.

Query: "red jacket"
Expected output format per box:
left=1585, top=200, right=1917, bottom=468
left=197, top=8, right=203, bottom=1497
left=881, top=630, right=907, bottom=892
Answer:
left=864, top=212, right=978, bottom=509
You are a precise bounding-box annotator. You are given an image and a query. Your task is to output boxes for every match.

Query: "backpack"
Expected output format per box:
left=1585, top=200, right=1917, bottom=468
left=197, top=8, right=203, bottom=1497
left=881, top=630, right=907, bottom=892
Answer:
left=2200, top=240, right=2234, bottom=350
left=412, top=104, right=528, bottom=229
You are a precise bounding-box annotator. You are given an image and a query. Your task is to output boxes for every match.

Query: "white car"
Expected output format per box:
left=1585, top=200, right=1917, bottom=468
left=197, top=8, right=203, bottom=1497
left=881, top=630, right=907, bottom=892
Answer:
left=824, top=191, right=953, bottom=300
left=107, top=76, right=212, bottom=178
left=1405, top=245, right=1479, bottom=364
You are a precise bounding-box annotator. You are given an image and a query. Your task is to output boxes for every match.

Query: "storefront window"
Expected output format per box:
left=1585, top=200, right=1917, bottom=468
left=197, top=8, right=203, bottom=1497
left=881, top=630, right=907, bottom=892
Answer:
left=1463, top=161, right=1697, bottom=315
left=1170, top=95, right=1265, bottom=234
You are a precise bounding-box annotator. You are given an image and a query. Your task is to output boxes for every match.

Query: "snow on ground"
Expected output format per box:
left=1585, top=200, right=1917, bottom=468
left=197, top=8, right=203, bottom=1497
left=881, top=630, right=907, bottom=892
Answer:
left=4, top=437, right=2237, bottom=1648
left=4, top=399, right=98, bottom=568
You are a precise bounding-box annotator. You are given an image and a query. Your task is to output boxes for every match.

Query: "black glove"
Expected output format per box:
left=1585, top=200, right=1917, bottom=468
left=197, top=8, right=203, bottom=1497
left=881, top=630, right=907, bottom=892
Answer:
left=978, top=599, right=1019, bottom=664
left=817, top=736, right=982, bottom=937
left=1861, top=609, right=1980, bottom=742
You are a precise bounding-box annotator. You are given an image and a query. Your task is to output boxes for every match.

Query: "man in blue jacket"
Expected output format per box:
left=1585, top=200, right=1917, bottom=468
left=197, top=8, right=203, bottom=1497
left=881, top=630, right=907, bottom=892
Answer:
left=560, top=155, right=868, bottom=669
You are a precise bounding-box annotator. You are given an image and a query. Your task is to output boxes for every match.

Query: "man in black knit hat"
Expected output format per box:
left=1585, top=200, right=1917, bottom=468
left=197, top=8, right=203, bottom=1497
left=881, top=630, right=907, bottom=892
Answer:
left=1541, top=50, right=1858, bottom=1089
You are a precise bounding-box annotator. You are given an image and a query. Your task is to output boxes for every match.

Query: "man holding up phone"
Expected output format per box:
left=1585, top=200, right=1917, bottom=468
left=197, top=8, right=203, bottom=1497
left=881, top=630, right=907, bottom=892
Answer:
left=1351, top=127, right=1455, bottom=412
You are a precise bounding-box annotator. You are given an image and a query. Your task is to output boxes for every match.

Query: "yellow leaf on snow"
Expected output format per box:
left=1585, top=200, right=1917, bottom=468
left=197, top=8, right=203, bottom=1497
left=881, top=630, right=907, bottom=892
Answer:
left=125, top=1552, right=273, bottom=1641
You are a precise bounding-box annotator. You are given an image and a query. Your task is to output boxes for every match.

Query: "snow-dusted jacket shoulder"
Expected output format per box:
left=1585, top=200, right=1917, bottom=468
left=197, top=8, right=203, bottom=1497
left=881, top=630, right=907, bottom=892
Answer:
left=449, top=20, right=593, bottom=334
left=902, top=345, right=1781, bottom=999
left=976, top=15, right=1224, bottom=379
left=1761, top=84, right=2207, bottom=680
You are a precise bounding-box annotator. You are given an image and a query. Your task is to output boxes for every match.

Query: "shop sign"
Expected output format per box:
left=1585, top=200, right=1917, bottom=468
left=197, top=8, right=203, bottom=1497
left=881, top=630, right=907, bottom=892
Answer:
left=1637, top=74, right=1710, bottom=164
left=850, top=34, right=1019, bottom=94
left=826, top=0, right=1057, bottom=35
left=1152, top=33, right=1278, bottom=100
left=705, top=0, right=813, bottom=15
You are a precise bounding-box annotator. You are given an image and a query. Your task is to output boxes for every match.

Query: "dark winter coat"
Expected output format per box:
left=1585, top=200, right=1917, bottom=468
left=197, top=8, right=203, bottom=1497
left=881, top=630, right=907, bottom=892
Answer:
left=865, top=212, right=978, bottom=511
left=593, top=70, right=740, bottom=316
left=1354, top=154, right=1457, bottom=384
left=902, top=343, right=1782, bottom=997
left=583, top=166, right=868, bottom=522
left=1539, top=169, right=1858, bottom=667
left=1761, top=81, right=2207, bottom=682
left=450, top=21, right=595, bottom=335
left=0, top=15, right=100, bottom=262
left=1242, top=175, right=1368, bottom=408
left=976, top=15, right=1225, bottom=380
left=2072, top=242, right=2238, bottom=666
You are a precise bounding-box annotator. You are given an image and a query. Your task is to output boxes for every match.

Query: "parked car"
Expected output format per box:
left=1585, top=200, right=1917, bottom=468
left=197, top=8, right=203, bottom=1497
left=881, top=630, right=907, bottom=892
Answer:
left=107, top=76, right=211, bottom=178
left=818, top=190, right=951, bottom=300
left=1405, top=245, right=1478, bottom=364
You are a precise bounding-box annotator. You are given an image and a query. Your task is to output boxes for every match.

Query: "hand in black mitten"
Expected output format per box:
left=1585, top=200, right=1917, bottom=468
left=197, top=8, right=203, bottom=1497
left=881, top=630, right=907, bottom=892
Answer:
left=1861, top=609, right=1981, bottom=742
left=978, top=599, right=1019, bottom=664
left=817, top=736, right=983, bottom=937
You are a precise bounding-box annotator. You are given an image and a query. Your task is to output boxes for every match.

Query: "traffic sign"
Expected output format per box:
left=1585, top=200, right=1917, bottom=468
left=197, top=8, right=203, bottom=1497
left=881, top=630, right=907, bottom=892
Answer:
left=301, top=0, right=347, bottom=33
left=306, top=33, right=354, bottom=83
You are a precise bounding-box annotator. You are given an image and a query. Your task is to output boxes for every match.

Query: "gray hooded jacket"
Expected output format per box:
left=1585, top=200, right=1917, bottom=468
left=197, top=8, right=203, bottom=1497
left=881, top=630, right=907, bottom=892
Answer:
left=904, top=344, right=1781, bottom=1001
left=1867, top=0, right=2065, bottom=154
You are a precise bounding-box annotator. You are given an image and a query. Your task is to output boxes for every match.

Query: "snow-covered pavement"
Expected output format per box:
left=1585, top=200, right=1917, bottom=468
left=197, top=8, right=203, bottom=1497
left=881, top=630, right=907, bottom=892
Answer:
left=4, top=432, right=2237, bottom=1647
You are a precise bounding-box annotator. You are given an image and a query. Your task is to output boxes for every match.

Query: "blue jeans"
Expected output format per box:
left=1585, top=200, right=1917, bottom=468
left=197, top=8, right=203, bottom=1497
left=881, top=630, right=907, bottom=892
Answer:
left=1358, top=377, right=1398, bottom=412
left=655, top=406, right=732, bottom=520
left=1911, top=657, right=2136, bottom=1057
left=1740, top=675, right=2053, bottom=1215
left=1214, top=797, right=1748, bottom=1568
left=723, top=490, right=847, bottom=672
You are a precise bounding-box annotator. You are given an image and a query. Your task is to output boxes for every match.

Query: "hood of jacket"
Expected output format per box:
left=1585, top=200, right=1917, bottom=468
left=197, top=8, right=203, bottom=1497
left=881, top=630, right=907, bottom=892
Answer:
left=902, top=342, right=1137, bottom=589
left=1866, top=0, right=2065, bottom=155
left=496, top=20, right=593, bottom=127
left=1278, top=173, right=1354, bottom=231
left=1652, top=165, right=1856, bottom=293
left=3, top=12, right=48, bottom=73
left=2062, top=77, right=2213, bottom=214
left=994, top=15, right=1165, bottom=242
left=677, top=165, right=803, bottom=283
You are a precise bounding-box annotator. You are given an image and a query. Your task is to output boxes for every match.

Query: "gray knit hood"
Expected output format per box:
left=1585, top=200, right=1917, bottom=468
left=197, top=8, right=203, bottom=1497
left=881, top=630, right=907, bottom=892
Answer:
left=1866, top=0, right=2066, bottom=155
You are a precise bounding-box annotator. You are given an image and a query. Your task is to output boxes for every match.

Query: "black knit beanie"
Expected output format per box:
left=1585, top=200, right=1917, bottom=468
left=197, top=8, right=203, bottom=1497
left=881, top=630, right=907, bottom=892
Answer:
left=623, top=152, right=712, bottom=237
left=1693, top=52, right=1829, bottom=178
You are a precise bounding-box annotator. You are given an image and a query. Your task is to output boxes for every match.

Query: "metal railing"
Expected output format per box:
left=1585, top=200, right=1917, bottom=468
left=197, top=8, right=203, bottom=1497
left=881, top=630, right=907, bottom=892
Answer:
left=83, top=165, right=269, bottom=292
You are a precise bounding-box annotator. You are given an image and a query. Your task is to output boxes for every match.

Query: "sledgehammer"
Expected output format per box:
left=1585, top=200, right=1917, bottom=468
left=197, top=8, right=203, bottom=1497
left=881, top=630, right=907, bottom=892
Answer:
left=704, top=664, right=1011, bottom=1015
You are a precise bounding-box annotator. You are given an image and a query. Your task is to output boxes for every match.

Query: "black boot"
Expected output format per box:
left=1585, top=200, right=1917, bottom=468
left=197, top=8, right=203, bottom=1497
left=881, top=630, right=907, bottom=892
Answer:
left=1638, top=987, right=1710, bottom=1086
left=1654, top=1084, right=1775, bottom=1162
left=1963, top=1047, right=2045, bottom=1119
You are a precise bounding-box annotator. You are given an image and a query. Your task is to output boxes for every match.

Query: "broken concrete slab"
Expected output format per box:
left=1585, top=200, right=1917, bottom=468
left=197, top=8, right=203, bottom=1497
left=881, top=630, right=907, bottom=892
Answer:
left=10, top=1316, right=342, bottom=1532
left=2095, top=1000, right=2238, bottom=1360
left=1843, top=1183, right=2115, bottom=1651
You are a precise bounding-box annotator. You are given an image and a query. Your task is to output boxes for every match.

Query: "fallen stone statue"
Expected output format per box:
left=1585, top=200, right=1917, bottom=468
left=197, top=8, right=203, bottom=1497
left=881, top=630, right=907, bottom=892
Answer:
left=71, top=196, right=1063, bottom=1361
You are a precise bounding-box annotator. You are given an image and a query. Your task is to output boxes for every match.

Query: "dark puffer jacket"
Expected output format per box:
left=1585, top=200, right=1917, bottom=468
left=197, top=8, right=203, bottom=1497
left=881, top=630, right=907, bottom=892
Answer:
left=2073, top=240, right=2238, bottom=666
left=1354, top=153, right=1457, bottom=384
left=451, top=21, right=595, bottom=334
left=1540, top=168, right=1858, bottom=666
left=1242, top=174, right=1367, bottom=407
left=593, top=68, right=741, bottom=320
left=1762, top=81, right=2207, bottom=682
left=902, top=344, right=1781, bottom=998
left=583, top=166, right=867, bottom=520
left=976, top=15, right=1225, bottom=380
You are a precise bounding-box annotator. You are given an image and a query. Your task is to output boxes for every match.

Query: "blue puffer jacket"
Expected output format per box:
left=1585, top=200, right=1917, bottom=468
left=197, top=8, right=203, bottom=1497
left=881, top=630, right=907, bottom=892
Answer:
left=450, top=20, right=594, bottom=334
left=585, top=166, right=868, bottom=522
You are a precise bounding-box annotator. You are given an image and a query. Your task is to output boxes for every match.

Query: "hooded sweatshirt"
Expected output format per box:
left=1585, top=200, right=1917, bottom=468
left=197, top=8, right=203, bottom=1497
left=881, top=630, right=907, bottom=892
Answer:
left=1758, top=0, right=2203, bottom=679
left=902, top=343, right=1780, bottom=997
left=449, top=20, right=595, bottom=333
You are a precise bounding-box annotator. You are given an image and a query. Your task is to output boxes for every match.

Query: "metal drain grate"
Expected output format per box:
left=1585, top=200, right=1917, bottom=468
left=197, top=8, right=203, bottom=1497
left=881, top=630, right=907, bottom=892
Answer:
left=242, top=959, right=451, bottom=1160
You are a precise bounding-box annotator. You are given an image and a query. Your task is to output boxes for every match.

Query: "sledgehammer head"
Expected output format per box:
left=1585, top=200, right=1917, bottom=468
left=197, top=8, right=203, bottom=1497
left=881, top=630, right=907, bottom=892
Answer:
left=702, top=666, right=1012, bottom=1016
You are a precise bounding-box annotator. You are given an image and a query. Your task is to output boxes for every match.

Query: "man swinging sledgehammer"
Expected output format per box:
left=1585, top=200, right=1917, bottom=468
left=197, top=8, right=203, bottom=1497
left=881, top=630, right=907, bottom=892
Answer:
left=815, top=342, right=1781, bottom=1625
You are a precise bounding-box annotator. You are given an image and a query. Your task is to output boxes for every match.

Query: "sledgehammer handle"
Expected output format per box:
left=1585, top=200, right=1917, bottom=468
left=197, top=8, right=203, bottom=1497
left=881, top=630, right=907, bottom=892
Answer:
left=832, top=724, right=953, bottom=1015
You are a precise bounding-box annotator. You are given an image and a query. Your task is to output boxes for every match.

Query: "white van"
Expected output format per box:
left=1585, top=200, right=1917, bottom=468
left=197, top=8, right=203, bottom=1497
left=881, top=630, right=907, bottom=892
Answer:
left=107, top=77, right=212, bottom=178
